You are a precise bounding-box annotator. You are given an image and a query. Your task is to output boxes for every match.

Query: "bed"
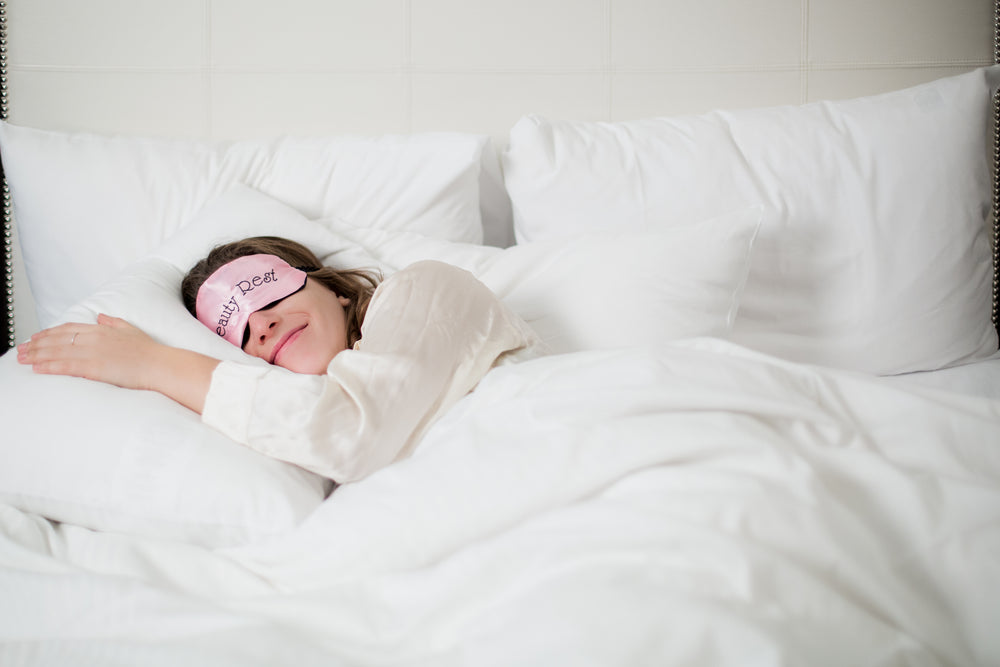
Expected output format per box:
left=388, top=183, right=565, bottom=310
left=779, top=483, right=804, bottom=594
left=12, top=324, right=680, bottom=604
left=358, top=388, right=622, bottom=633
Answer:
left=1, top=1, right=999, bottom=665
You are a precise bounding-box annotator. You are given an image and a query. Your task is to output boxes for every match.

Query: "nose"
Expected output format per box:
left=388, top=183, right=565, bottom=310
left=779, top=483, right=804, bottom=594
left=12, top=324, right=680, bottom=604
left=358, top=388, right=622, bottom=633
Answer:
left=246, top=309, right=279, bottom=347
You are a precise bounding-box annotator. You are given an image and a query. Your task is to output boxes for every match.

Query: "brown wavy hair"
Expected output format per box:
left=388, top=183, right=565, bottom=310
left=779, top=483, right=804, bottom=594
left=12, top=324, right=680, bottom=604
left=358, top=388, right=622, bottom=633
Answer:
left=181, top=236, right=381, bottom=349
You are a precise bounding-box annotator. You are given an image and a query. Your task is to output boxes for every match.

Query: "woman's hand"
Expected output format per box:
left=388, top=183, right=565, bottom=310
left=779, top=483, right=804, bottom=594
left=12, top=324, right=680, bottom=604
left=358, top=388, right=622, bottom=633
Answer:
left=17, top=314, right=163, bottom=391
left=17, top=313, right=220, bottom=414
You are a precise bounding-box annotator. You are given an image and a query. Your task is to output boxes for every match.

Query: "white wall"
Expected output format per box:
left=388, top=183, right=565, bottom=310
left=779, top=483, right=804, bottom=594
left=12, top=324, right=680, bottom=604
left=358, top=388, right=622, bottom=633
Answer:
left=8, top=0, right=992, bottom=143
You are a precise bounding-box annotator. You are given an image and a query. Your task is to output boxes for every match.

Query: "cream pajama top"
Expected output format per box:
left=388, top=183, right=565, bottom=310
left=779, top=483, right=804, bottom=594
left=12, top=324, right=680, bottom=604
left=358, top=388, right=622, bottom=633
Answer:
left=200, top=260, right=538, bottom=483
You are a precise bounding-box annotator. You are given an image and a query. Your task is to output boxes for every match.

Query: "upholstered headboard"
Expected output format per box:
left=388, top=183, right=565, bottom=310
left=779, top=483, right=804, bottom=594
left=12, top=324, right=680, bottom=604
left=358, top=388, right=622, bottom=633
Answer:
left=1, top=0, right=997, bottom=352
left=993, top=0, right=1000, bottom=344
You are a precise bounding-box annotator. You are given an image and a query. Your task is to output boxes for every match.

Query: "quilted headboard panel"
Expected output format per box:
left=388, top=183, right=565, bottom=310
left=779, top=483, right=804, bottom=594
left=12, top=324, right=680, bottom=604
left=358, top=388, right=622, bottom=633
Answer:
left=1, top=0, right=996, bottom=346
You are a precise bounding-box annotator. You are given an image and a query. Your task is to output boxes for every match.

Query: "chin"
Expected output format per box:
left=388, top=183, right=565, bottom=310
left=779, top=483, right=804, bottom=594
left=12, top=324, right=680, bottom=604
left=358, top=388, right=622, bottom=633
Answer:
left=279, top=361, right=326, bottom=375
left=282, top=352, right=338, bottom=375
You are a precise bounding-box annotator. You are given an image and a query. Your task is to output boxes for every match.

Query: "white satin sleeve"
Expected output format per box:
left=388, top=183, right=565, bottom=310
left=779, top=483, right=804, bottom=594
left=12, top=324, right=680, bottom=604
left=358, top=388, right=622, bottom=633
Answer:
left=201, top=260, right=539, bottom=482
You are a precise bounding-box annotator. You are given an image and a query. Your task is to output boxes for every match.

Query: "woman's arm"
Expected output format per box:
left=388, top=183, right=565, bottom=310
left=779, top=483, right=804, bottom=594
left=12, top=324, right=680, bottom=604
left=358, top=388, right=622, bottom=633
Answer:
left=16, top=313, right=219, bottom=414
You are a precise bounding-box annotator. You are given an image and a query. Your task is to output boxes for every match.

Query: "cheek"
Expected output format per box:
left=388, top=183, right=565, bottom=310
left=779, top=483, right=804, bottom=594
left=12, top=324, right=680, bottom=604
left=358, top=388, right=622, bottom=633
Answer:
left=286, top=332, right=343, bottom=375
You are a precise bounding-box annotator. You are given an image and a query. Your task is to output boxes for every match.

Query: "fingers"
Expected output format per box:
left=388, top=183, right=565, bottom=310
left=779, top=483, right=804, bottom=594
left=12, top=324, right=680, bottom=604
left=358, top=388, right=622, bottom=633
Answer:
left=17, top=316, right=158, bottom=389
left=17, top=326, right=107, bottom=382
left=17, top=322, right=94, bottom=369
left=97, top=313, right=129, bottom=328
left=21, top=316, right=125, bottom=352
left=21, top=323, right=83, bottom=348
left=17, top=353, right=83, bottom=378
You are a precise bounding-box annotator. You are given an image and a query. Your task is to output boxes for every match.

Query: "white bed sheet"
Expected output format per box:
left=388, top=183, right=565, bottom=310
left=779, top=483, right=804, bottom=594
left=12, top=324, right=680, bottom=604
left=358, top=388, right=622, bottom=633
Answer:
left=1, top=339, right=998, bottom=666
left=879, top=351, right=1000, bottom=400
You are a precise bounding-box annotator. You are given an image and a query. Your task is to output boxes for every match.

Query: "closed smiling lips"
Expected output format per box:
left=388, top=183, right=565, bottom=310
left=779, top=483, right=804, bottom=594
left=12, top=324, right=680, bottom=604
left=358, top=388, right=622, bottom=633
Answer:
left=270, top=325, right=307, bottom=365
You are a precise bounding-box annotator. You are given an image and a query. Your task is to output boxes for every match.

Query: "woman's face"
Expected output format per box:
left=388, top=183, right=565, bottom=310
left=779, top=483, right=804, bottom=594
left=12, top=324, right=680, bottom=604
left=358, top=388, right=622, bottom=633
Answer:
left=242, top=277, right=351, bottom=374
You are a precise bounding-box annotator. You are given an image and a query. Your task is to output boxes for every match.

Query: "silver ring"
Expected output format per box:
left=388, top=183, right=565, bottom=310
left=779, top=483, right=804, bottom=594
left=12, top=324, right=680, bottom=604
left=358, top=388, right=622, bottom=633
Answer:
left=71, top=333, right=77, bottom=346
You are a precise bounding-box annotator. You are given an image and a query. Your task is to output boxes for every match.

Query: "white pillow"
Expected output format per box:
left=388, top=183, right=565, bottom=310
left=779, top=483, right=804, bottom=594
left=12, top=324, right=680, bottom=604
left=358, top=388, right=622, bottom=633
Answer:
left=0, top=122, right=494, bottom=327
left=320, top=207, right=763, bottom=354
left=0, top=258, right=332, bottom=548
left=502, top=67, right=999, bottom=374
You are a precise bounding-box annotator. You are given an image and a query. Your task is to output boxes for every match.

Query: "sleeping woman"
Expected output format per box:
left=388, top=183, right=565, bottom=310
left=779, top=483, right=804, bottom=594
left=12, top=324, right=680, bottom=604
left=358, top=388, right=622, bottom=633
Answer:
left=16, top=236, right=539, bottom=482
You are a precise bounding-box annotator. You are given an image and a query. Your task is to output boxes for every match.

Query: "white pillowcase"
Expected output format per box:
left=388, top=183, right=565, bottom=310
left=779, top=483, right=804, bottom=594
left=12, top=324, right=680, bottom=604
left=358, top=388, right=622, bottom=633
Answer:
left=502, top=67, right=999, bottom=374
left=0, top=259, right=332, bottom=548
left=0, top=122, right=496, bottom=327
left=319, top=206, right=763, bottom=354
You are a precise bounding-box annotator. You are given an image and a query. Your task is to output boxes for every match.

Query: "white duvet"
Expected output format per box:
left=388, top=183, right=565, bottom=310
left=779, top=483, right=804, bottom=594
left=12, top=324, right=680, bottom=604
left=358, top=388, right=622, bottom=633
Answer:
left=2, top=338, right=999, bottom=666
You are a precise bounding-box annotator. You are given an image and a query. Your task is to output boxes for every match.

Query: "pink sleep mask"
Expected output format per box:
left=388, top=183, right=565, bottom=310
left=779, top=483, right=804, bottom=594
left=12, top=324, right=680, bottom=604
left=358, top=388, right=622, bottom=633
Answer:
left=195, top=254, right=308, bottom=347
